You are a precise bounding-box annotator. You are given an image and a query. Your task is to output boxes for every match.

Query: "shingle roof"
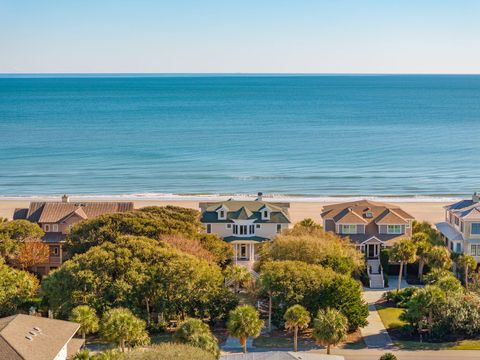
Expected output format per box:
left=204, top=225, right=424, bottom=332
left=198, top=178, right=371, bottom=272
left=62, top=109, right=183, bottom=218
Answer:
left=375, top=209, right=408, bottom=225
left=223, top=236, right=269, bottom=243
left=200, top=200, right=290, bottom=224
left=15, top=202, right=134, bottom=223
left=322, top=200, right=413, bottom=225
left=0, top=314, right=82, bottom=360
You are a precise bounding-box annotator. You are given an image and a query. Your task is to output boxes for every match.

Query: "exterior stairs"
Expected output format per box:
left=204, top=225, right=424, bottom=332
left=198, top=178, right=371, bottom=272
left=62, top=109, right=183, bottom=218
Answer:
left=367, top=259, right=385, bottom=289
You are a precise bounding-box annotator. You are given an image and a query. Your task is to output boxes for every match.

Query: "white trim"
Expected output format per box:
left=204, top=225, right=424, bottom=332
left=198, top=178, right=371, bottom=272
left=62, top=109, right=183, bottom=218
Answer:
left=359, top=236, right=386, bottom=245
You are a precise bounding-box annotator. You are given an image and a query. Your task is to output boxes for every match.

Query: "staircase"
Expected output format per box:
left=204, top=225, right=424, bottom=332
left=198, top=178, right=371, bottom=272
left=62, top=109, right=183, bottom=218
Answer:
left=367, top=259, right=385, bottom=289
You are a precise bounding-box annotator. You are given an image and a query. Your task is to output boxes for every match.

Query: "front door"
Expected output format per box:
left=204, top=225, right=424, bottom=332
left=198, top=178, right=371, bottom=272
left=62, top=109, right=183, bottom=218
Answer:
left=239, top=244, right=248, bottom=260
left=368, top=244, right=375, bottom=258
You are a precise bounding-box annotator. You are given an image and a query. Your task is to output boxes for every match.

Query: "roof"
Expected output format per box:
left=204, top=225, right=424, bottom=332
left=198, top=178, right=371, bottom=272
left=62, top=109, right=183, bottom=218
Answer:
left=322, top=200, right=413, bottom=225
left=346, top=234, right=408, bottom=245
left=223, top=236, right=269, bottom=243
left=435, top=222, right=464, bottom=241
left=200, top=199, right=290, bottom=224
left=0, top=314, right=82, bottom=360
left=14, top=201, right=134, bottom=223
left=445, top=194, right=480, bottom=220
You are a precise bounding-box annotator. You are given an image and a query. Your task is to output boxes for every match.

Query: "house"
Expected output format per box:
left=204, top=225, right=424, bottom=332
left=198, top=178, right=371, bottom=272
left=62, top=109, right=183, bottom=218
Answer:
left=436, top=192, right=480, bottom=262
left=321, top=200, right=414, bottom=258
left=199, top=193, right=291, bottom=269
left=321, top=200, right=414, bottom=288
left=13, top=195, right=134, bottom=274
left=0, top=314, right=83, bottom=360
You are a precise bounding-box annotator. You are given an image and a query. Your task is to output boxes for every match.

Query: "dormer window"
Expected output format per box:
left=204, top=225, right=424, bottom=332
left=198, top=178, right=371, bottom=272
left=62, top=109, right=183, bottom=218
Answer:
left=217, top=207, right=227, bottom=220
left=261, top=207, right=270, bottom=220
left=220, top=211, right=225, bottom=218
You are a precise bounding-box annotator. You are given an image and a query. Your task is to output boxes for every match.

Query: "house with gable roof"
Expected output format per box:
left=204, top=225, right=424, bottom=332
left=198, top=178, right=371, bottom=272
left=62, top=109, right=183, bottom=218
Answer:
left=13, top=195, right=133, bottom=275
left=199, top=193, right=291, bottom=269
left=436, top=192, right=480, bottom=262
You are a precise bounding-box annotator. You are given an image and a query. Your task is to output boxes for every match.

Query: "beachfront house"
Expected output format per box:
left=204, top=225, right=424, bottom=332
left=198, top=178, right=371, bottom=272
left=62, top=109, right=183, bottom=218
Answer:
left=436, top=192, right=480, bottom=263
left=321, top=200, right=414, bottom=287
left=13, top=195, right=133, bottom=275
left=0, top=314, right=84, bottom=360
left=199, top=194, right=291, bottom=270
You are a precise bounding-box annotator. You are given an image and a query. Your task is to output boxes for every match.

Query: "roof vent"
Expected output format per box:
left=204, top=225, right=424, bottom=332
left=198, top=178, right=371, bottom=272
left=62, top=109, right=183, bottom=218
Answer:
left=33, top=327, right=41, bottom=332
left=29, top=331, right=37, bottom=336
left=256, top=192, right=263, bottom=201
left=26, top=336, right=33, bottom=341
left=365, top=212, right=373, bottom=218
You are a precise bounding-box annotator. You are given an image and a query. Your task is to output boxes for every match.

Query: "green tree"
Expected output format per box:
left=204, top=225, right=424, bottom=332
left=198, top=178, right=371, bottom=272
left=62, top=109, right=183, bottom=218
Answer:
left=122, top=343, right=216, bottom=360
left=284, top=304, right=310, bottom=352
left=379, top=353, right=398, bottom=360
left=411, top=232, right=431, bottom=281
left=100, top=308, right=149, bottom=352
left=70, top=305, right=99, bottom=341
left=427, top=246, right=452, bottom=270
left=456, top=254, right=477, bottom=290
left=293, top=218, right=323, bottom=232
left=312, top=307, right=348, bottom=354
left=224, top=265, right=253, bottom=293
left=389, top=239, right=417, bottom=291
left=0, top=220, right=44, bottom=258
left=412, top=221, right=442, bottom=245
left=173, top=318, right=220, bottom=358
left=0, top=259, right=39, bottom=316
left=227, top=305, right=264, bottom=353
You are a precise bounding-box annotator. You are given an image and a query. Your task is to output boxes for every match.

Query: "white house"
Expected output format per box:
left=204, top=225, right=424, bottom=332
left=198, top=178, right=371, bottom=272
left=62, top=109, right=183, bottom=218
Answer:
left=199, top=194, right=291, bottom=270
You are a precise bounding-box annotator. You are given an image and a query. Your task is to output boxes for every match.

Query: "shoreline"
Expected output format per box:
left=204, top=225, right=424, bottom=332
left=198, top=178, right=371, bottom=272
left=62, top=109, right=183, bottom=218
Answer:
left=0, top=196, right=449, bottom=225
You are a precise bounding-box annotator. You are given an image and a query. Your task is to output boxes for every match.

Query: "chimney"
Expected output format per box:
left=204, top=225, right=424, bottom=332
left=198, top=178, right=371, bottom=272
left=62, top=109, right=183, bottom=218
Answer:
left=62, top=194, right=70, bottom=203
left=473, top=192, right=480, bottom=203
left=256, top=192, right=263, bottom=201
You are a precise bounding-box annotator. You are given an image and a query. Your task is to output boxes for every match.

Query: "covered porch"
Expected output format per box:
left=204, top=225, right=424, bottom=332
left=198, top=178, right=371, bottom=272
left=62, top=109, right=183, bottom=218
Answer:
left=358, top=236, right=386, bottom=259
left=224, top=236, right=268, bottom=271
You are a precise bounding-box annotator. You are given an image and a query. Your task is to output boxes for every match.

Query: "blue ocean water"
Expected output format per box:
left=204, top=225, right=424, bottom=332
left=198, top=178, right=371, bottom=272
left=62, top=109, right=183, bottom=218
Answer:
left=0, top=74, right=479, bottom=199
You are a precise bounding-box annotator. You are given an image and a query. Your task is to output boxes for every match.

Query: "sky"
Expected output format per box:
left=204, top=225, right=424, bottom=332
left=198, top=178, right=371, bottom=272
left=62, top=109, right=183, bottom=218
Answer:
left=1, top=0, right=480, bottom=74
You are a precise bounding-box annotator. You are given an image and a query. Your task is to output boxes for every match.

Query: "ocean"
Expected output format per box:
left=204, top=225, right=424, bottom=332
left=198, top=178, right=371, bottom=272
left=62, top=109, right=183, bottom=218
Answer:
left=0, top=74, right=479, bottom=201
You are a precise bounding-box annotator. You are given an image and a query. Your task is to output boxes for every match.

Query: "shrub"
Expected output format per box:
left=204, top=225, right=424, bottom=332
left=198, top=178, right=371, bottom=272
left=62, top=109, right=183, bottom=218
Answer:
left=379, top=353, right=398, bottom=360
left=122, top=343, right=216, bottom=360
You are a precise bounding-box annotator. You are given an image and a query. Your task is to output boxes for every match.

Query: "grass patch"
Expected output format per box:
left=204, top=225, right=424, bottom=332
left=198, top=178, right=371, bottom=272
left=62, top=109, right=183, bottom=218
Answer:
left=375, top=304, right=406, bottom=330
left=395, top=339, right=480, bottom=350
left=150, top=332, right=174, bottom=344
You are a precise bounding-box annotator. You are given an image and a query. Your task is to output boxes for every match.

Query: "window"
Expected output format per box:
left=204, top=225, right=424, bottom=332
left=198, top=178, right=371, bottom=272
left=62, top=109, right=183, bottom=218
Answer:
left=472, top=223, right=480, bottom=235
left=256, top=224, right=261, bottom=228
left=227, top=224, right=232, bottom=229
left=263, top=211, right=268, bottom=218
left=471, top=244, right=480, bottom=256
left=233, top=224, right=254, bottom=235
left=341, top=225, right=356, bottom=234
left=44, top=224, right=50, bottom=232
left=461, top=222, right=464, bottom=232
left=220, top=211, right=225, bottom=218
left=455, top=243, right=462, bottom=253
left=239, top=244, right=248, bottom=259
left=454, top=217, right=460, bottom=226
left=387, top=225, right=402, bottom=234
left=52, top=224, right=58, bottom=232
left=249, top=225, right=255, bottom=234
left=276, top=224, right=282, bottom=233
left=206, top=224, right=212, bottom=233
left=53, top=247, right=59, bottom=256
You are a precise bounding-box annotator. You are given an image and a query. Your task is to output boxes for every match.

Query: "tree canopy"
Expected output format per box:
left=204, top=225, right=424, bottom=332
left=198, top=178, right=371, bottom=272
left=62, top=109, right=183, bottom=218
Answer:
left=284, top=304, right=310, bottom=352
left=312, top=307, right=348, bottom=354
left=42, top=235, right=236, bottom=323
left=0, top=220, right=44, bottom=259
left=70, top=305, right=100, bottom=340
left=227, top=305, right=264, bottom=353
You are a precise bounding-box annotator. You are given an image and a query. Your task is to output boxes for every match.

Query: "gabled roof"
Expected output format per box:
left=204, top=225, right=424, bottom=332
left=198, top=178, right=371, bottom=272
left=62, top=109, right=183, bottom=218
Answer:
left=14, top=201, right=134, bottom=223
left=322, top=200, right=413, bottom=225
left=460, top=207, right=480, bottom=220
left=200, top=199, right=290, bottom=224
left=0, top=314, right=82, bottom=360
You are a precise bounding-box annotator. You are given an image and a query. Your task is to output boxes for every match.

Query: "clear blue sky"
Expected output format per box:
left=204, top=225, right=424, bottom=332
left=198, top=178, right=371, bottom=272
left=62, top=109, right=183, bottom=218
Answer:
left=1, top=0, right=479, bottom=73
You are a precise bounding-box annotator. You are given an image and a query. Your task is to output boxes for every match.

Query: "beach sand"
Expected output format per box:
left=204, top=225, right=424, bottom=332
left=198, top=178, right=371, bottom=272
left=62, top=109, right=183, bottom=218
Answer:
left=0, top=199, right=447, bottom=225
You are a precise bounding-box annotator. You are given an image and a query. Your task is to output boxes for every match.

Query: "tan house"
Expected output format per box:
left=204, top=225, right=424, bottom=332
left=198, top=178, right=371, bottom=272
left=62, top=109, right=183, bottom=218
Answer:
left=436, top=192, right=480, bottom=263
left=0, top=314, right=83, bottom=360
left=199, top=194, right=291, bottom=270
left=321, top=200, right=414, bottom=288
left=13, top=195, right=133, bottom=274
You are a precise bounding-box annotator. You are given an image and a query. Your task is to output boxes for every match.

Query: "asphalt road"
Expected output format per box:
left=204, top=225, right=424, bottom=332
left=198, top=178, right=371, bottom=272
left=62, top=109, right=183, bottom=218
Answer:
left=329, top=349, right=480, bottom=360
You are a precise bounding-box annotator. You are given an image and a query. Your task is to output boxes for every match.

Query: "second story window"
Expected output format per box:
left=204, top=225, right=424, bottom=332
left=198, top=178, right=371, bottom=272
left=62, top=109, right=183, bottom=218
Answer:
left=471, top=244, right=480, bottom=256
left=233, top=224, right=255, bottom=236
left=276, top=224, right=282, bottom=233
left=206, top=224, right=212, bottom=233
left=44, top=224, right=50, bottom=232
left=52, top=224, right=58, bottom=232
left=220, top=211, right=225, bottom=218
left=341, top=224, right=356, bottom=234
left=472, top=223, right=480, bottom=235
left=387, top=225, right=402, bottom=234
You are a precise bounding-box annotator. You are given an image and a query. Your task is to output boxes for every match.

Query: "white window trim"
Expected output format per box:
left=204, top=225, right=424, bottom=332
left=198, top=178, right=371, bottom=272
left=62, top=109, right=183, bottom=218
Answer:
left=387, top=224, right=402, bottom=235
left=52, top=224, right=58, bottom=232
left=471, top=223, right=480, bottom=235
left=341, top=224, right=357, bottom=235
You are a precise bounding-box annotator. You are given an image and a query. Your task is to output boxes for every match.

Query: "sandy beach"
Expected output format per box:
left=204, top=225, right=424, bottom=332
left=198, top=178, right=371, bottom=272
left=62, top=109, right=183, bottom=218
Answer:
left=0, top=198, right=447, bottom=225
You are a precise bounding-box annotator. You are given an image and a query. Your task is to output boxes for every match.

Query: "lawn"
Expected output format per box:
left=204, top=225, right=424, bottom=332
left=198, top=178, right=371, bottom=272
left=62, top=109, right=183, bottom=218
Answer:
left=375, top=303, right=480, bottom=350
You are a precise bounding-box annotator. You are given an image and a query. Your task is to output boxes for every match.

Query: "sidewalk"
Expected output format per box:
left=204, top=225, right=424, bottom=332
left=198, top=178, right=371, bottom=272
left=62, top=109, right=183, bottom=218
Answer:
left=360, top=276, right=411, bottom=349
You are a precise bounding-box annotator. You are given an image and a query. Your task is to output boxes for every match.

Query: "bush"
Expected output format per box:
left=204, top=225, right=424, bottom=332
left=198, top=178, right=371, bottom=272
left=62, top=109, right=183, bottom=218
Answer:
left=379, top=353, right=397, bottom=360
left=122, top=343, right=216, bottom=360
left=384, top=288, right=418, bottom=308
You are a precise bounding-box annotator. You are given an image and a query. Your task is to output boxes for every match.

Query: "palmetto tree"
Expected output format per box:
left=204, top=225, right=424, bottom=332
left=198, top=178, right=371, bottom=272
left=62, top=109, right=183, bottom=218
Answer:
left=284, top=304, right=311, bottom=352
left=69, top=305, right=99, bottom=341
left=224, top=265, right=253, bottom=294
left=227, top=305, right=264, bottom=353
left=312, top=307, right=348, bottom=355
left=389, top=239, right=417, bottom=291
left=411, top=232, right=431, bottom=281
left=456, top=254, right=477, bottom=290
left=426, top=246, right=453, bottom=270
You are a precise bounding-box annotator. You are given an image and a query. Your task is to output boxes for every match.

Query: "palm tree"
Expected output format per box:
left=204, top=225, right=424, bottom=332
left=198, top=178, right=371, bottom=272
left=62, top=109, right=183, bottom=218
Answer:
left=426, top=246, right=452, bottom=270
left=456, top=254, right=477, bottom=289
left=312, top=307, right=348, bottom=355
left=284, top=304, right=310, bottom=352
left=227, top=305, right=264, bottom=353
left=411, top=232, right=431, bottom=281
left=389, top=239, right=417, bottom=291
left=224, top=265, right=253, bottom=293
left=69, top=305, right=99, bottom=342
